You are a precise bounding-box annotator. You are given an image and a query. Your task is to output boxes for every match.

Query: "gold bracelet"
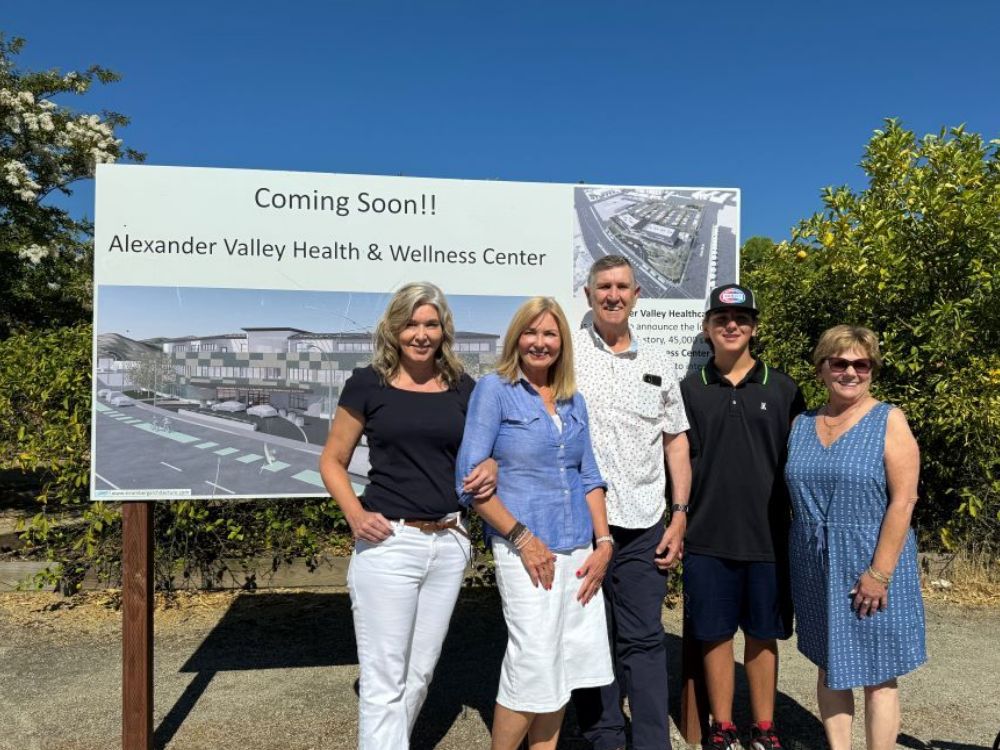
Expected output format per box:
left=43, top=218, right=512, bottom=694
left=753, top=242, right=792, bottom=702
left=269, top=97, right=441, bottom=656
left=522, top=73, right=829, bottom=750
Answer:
left=866, top=565, right=892, bottom=585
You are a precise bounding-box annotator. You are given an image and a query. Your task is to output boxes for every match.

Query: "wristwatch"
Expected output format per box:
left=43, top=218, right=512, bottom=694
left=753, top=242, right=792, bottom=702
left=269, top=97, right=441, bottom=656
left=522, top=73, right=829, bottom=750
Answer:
left=670, top=504, right=690, bottom=514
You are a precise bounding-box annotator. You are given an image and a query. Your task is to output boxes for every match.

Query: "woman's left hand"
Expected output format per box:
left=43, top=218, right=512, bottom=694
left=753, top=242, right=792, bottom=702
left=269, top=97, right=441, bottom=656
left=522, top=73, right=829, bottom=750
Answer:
left=576, top=543, right=613, bottom=605
left=850, top=571, right=888, bottom=618
left=462, top=458, right=498, bottom=500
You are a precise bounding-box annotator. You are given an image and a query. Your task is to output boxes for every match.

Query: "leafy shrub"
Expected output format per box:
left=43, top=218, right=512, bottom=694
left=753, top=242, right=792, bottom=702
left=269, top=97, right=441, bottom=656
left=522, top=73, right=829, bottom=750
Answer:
left=743, top=120, right=1000, bottom=550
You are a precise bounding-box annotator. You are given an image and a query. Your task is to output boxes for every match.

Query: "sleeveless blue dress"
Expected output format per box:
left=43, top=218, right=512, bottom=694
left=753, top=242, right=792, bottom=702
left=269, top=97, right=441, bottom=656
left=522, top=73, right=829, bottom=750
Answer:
left=785, top=402, right=926, bottom=690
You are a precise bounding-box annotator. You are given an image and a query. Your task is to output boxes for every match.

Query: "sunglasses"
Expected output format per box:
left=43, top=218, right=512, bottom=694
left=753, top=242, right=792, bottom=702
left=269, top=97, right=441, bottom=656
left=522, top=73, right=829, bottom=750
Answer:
left=826, top=357, right=873, bottom=375
left=709, top=311, right=755, bottom=327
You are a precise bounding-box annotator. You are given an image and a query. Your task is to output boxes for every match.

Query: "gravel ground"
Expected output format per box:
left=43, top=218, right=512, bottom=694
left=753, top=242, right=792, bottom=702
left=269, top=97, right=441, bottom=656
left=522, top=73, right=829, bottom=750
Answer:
left=0, top=589, right=997, bottom=750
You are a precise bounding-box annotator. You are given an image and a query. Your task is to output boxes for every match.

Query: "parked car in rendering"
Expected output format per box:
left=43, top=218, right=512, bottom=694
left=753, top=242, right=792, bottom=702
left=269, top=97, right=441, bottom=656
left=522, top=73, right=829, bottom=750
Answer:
left=108, top=393, right=135, bottom=407
left=211, top=400, right=247, bottom=413
left=247, top=404, right=278, bottom=418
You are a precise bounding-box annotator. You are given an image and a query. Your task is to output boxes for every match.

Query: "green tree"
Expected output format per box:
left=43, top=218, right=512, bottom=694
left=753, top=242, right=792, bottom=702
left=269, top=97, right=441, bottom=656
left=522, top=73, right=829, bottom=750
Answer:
left=744, top=120, right=1000, bottom=550
left=0, top=37, right=360, bottom=593
left=740, top=235, right=777, bottom=273
left=0, top=324, right=120, bottom=591
left=0, top=34, right=142, bottom=337
left=130, top=351, right=176, bottom=400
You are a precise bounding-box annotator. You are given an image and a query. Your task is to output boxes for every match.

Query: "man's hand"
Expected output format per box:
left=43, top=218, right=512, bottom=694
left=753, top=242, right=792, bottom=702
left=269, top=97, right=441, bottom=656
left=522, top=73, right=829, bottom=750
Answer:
left=654, top=517, right=685, bottom=570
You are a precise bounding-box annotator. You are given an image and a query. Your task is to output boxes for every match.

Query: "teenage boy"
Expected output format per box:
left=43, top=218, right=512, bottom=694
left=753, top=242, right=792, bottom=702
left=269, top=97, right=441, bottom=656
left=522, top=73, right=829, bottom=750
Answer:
left=680, top=284, right=805, bottom=750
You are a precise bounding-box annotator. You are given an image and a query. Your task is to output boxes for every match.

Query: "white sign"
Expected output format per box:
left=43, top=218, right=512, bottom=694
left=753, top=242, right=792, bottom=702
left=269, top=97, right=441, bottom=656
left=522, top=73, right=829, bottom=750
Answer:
left=92, top=165, right=739, bottom=500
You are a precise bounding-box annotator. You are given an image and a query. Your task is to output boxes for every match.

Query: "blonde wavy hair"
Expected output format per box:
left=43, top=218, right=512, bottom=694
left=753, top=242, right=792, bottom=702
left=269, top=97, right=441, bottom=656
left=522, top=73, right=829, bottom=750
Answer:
left=371, top=282, right=464, bottom=388
left=496, top=297, right=576, bottom=401
left=812, top=324, right=883, bottom=376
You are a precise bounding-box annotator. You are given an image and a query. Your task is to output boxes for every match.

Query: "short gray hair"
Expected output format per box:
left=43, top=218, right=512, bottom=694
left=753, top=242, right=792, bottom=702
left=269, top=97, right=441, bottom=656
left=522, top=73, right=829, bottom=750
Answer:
left=586, top=255, right=636, bottom=290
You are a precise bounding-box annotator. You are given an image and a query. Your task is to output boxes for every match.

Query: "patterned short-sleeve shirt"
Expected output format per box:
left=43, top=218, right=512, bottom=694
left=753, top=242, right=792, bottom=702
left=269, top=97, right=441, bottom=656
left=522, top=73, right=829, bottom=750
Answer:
left=573, top=324, right=689, bottom=529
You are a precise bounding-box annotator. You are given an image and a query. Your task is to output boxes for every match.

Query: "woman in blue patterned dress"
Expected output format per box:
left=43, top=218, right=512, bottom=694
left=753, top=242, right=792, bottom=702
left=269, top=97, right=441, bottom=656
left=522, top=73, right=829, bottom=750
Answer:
left=785, top=325, right=926, bottom=750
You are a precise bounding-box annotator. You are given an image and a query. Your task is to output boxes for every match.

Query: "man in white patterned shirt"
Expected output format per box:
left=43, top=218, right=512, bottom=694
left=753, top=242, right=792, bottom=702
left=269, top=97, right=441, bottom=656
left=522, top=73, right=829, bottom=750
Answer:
left=571, top=255, right=691, bottom=750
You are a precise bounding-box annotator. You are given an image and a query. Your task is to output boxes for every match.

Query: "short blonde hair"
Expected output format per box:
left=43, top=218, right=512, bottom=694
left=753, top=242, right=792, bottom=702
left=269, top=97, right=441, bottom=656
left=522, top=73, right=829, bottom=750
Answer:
left=496, top=297, right=576, bottom=401
left=812, top=325, right=883, bottom=375
left=371, top=282, right=464, bottom=388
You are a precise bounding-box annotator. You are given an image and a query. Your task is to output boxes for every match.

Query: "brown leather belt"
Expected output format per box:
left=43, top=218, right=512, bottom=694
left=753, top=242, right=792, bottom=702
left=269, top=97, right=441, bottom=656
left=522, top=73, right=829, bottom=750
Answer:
left=398, top=517, right=468, bottom=537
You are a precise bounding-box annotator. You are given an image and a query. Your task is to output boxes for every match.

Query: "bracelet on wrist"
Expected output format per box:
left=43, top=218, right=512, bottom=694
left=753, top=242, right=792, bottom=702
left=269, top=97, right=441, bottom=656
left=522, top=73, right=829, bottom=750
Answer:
left=505, top=520, right=526, bottom=543
left=595, top=534, right=614, bottom=548
left=866, top=565, right=892, bottom=585
left=514, top=529, right=534, bottom=550
left=511, top=527, right=531, bottom=548
left=670, top=503, right=690, bottom=514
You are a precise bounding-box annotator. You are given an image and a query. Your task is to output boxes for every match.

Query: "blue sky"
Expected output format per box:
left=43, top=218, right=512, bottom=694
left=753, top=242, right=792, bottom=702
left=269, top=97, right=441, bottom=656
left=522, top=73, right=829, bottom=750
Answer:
left=6, top=1, right=999, bottom=242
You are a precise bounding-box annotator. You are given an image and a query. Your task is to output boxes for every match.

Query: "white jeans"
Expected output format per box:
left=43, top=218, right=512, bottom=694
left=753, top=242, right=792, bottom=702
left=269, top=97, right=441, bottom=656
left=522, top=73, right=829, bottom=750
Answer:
left=347, top=520, right=470, bottom=749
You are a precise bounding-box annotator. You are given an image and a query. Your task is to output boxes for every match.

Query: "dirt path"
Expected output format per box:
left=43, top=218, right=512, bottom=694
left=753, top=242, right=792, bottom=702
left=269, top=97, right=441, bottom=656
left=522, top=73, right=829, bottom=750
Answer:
left=0, top=589, right=996, bottom=750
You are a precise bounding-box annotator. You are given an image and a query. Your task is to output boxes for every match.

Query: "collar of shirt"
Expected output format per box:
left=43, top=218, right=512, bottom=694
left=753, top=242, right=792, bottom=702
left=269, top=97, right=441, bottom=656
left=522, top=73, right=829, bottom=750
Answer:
left=514, top=370, right=574, bottom=417
left=701, top=357, right=769, bottom=387
left=584, top=322, right=640, bottom=356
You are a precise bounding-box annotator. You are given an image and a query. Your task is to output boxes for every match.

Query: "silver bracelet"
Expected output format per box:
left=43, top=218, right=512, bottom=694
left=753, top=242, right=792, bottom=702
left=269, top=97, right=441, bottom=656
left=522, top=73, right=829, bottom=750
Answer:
left=595, top=534, right=614, bottom=547
left=514, top=529, right=534, bottom=550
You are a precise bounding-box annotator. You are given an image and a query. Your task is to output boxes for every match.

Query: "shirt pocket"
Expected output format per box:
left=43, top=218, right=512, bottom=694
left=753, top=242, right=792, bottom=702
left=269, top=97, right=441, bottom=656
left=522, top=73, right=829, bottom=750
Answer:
left=496, top=409, right=550, bottom=460
left=629, top=384, right=662, bottom=420
left=502, top=409, right=542, bottom=427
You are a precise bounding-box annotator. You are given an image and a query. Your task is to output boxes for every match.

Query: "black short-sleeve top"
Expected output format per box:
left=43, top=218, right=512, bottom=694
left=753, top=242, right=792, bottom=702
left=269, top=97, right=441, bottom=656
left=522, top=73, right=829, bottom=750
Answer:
left=337, top=365, right=476, bottom=520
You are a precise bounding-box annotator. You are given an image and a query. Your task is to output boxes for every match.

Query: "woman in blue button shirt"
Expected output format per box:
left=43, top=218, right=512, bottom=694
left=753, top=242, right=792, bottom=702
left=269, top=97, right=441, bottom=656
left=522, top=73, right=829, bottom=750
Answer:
left=456, top=296, right=615, bottom=750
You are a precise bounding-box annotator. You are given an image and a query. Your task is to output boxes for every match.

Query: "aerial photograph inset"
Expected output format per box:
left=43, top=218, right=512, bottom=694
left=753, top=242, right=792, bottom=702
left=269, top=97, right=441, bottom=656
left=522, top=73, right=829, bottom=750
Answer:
left=573, top=186, right=739, bottom=299
left=92, top=286, right=524, bottom=500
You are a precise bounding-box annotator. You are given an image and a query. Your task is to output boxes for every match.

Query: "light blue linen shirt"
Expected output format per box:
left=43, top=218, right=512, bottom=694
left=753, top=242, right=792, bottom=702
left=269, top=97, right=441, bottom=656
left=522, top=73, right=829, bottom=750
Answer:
left=455, top=372, right=606, bottom=552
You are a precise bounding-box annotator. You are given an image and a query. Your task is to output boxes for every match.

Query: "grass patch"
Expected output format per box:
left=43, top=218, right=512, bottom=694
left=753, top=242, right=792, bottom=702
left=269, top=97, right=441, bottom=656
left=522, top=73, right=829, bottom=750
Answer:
left=922, top=548, right=1000, bottom=607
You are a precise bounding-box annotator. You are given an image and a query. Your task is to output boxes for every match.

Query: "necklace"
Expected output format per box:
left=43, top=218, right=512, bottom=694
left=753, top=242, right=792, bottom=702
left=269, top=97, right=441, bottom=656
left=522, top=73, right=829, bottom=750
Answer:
left=820, top=397, right=872, bottom=430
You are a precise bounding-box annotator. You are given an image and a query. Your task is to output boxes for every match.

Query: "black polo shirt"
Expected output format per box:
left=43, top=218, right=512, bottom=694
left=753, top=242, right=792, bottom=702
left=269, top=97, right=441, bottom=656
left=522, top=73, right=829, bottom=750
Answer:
left=680, top=358, right=805, bottom=562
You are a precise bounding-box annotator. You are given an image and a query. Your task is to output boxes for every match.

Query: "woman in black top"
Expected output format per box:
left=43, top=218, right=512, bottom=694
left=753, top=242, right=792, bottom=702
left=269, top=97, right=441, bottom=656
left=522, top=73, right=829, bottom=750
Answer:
left=319, top=282, right=494, bottom=750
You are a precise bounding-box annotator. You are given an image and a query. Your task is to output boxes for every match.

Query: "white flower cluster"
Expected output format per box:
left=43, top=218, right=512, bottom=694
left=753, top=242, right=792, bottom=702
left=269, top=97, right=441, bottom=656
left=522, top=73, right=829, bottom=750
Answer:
left=1, top=87, right=56, bottom=134
left=18, top=244, right=49, bottom=265
left=62, top=71, right=90, bottom=94
left=59, top=113, right=121, bottom=165
left=2, top=80, right=123, bottom=196
left=4, top=158, right=42, bottom=200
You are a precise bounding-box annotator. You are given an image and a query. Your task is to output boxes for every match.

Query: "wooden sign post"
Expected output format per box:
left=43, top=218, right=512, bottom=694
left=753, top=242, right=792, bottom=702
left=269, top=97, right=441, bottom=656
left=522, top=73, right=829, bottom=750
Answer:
left=122, top=501, right=154, bottom=750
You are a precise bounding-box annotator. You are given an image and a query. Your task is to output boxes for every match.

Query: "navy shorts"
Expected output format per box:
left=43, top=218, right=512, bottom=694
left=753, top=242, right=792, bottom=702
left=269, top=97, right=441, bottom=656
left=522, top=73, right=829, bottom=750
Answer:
left=683, top=552, right=792, bottom=642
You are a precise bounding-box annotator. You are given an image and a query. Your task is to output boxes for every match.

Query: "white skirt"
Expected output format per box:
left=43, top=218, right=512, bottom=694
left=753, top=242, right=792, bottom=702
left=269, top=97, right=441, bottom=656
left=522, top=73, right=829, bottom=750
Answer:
left=492, top=539, right=614, bottom=713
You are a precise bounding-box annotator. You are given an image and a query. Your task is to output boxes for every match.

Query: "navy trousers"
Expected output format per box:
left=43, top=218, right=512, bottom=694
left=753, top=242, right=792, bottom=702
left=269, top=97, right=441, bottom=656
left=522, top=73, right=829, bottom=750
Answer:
left=572, top=523, right=671, bottom=750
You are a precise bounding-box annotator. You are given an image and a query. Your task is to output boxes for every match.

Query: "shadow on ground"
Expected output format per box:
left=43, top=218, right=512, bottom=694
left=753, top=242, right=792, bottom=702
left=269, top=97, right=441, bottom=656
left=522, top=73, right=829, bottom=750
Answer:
left=663, top=627, right=826, bottom=750
left=154, top=589, right=507, bottom=750
left=899, top=734, right=995, bottom=750
left=153, top=590, right=825, bottom=750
